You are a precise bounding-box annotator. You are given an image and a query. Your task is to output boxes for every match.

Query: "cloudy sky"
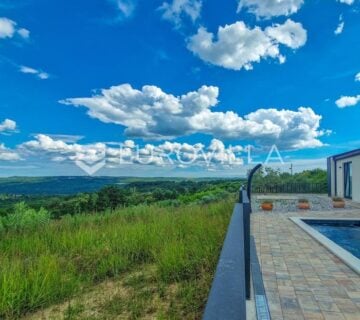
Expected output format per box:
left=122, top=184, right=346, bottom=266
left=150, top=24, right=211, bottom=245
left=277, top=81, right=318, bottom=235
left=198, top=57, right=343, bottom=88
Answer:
left=0, top=0, right=359, bottom=176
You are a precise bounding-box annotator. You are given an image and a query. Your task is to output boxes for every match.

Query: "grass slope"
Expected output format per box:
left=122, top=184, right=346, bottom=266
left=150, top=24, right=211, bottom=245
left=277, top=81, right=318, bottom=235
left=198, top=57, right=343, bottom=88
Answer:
left=0, top=199, right=233, bottom=319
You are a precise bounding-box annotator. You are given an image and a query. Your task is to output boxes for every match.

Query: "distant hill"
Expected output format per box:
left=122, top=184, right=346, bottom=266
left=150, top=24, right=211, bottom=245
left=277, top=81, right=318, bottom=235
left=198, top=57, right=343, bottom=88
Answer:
left=0, top=176, right=129, bottom=195
left=0, top=176, right=215, bottom=195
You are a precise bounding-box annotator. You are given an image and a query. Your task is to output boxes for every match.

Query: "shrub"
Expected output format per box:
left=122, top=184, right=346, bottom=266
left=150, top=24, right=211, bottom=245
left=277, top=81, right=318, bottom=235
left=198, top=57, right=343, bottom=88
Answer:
left=0, top=219, right=4, bottom=234
left=332, top=197, right=344, bottom=202
left=298, top=198, right=309, bottom=203
left=1, top=202, right=50, bottom=232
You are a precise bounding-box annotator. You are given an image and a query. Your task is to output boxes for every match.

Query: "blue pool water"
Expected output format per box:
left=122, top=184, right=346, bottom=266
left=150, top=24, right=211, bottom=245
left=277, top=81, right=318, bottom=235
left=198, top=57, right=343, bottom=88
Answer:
left=304, top=220, right=360, bottom=259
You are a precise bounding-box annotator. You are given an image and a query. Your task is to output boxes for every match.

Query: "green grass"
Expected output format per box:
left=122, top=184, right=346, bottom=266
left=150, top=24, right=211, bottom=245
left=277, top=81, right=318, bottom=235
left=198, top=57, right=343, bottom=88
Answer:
left=0, top=199, right=233, bottom=319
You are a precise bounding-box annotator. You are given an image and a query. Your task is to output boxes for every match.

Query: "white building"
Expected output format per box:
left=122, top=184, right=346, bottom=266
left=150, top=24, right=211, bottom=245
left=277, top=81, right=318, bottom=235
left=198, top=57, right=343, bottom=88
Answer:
left=328, top=149, right=360, bottom=202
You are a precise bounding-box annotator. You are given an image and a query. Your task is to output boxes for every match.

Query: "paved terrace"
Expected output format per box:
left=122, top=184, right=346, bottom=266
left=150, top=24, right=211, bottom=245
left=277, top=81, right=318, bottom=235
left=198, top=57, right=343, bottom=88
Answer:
left=251, top=195, right=360, bottom=320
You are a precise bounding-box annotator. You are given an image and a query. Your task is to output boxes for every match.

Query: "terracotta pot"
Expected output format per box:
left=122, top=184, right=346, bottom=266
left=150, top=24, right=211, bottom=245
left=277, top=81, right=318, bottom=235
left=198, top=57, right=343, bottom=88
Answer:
left=261, top=203, right=273, bottom=211
left=298, top=202, right=310, bottom=210
left=333, top=201, right=345, bottom=208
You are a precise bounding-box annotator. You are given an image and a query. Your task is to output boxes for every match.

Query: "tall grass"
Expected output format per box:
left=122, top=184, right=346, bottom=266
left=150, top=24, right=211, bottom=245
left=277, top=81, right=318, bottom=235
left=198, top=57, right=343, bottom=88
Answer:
left=0, top=199, right=233, bottom=318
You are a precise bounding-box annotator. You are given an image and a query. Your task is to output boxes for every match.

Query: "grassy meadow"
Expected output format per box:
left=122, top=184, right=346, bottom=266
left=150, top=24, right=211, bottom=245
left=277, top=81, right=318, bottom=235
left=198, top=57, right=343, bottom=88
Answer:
left=0, top=199, right=233, bottom=319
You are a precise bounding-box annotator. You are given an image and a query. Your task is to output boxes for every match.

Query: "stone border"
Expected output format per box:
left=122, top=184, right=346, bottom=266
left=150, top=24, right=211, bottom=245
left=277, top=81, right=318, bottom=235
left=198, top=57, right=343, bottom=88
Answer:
left=290, top=217, right=360, bottom=274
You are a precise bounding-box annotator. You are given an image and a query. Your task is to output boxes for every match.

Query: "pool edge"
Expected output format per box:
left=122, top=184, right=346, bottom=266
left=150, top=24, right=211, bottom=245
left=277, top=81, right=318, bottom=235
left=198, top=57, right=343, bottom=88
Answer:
left=289, top=217, right=360, bottom=275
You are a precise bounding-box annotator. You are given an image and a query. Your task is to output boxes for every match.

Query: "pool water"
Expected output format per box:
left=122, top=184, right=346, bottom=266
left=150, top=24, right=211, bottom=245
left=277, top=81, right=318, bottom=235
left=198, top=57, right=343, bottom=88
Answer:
left=304, top=220, right=360, bottom=259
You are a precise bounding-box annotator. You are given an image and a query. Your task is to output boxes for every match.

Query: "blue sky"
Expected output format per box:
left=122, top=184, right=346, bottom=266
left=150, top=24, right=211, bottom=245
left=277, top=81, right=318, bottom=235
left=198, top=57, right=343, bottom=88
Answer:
left=0, top=0, right=359, bottom=177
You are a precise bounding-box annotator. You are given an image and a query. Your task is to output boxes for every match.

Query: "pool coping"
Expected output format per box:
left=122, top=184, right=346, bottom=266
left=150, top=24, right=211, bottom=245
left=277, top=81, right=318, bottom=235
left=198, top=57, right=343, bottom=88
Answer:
left=290, top=217, right=360, bottom=275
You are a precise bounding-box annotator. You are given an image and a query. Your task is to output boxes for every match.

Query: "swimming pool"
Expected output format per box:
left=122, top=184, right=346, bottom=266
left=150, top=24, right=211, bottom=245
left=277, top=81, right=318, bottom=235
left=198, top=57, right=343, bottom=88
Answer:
left=303, top=220, right=360, bottom=259
left=290, top=217, right=360, bottom=274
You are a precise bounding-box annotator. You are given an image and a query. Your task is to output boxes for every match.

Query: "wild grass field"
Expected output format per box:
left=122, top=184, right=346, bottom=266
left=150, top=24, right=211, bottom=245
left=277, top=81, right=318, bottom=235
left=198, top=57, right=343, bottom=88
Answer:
left=0, top=199, right=233, bottom=319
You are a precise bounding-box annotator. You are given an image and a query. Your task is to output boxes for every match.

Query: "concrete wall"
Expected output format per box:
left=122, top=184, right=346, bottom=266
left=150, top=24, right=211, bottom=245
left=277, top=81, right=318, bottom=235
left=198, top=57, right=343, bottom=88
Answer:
left=333, top=155, right=360, bottom=202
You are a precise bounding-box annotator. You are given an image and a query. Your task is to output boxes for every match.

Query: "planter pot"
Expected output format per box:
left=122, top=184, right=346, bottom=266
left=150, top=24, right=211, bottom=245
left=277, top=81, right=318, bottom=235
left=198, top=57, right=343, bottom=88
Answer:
left=298, top=202, right=310, bottom=210
left=333, top=201, right=345, bottom=208
left=261, top=203, right=273, bottom=211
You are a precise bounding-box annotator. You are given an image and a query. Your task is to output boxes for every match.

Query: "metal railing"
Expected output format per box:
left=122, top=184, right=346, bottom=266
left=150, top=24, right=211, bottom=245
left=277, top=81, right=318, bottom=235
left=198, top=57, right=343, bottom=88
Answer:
left=251, top=182, right=327, bottom=194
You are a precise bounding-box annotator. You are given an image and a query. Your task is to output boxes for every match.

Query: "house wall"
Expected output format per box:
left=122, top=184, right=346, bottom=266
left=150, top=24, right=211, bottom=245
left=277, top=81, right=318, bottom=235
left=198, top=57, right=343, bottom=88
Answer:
left=334, top=155, right=360, bottom=202
left=330, top=158, right=336, bottom=196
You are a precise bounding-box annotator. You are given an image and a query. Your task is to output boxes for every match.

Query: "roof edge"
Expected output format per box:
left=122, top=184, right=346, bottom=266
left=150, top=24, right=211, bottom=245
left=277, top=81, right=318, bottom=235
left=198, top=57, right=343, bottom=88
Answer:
left=331, top=148, right=360, bottom=161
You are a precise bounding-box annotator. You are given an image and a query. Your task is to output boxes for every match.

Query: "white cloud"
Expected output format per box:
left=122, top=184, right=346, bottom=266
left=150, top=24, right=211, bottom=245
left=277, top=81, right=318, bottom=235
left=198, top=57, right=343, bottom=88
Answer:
left=21, top=134, right=245, bottom=168
left=265, top=19, right=307, bottom=49
left=0, top=119, right=17, bottom=134
left=17, top=28, right=30, bottom=39
left=187, top=19, right=307, bottom=71
left=334, top=21, right=344, bottom=35
left=338, top=0, right=354, bottom=5
left=237, top=0, right=304, bottom=19
left=334, top=15, right=344, bottom=35
left=0, top=144, right=21, bottom=161
left=19, top=66, right=50, bottom=80
left=160, top=0, right=202, bottom=28
left=335, top=95, right=360, bottom=108
left=0, top=17, right=29, bottom=39
left=355, top=72, right=360, bottom=82
left=36, top=134, right=84, bottom=143
left=61, top=83, right=325, bottom=149
left=0, top=17, right=15, bottom=38
left=109, top=0, right=136, bottom=19
left=22, top=134, right=107, bottom=164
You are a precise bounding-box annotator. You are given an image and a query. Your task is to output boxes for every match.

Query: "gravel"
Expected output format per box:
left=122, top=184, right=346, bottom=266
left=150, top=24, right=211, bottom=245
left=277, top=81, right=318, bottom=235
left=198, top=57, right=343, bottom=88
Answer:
left=253, top=194, right=355, bottom=213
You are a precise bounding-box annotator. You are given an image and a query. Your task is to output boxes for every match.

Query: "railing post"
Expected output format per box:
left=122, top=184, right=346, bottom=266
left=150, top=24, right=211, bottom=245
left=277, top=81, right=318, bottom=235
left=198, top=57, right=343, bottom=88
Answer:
left=239, top=187, right=251, bottom=300
left=247, top=163, right=262, bottom=210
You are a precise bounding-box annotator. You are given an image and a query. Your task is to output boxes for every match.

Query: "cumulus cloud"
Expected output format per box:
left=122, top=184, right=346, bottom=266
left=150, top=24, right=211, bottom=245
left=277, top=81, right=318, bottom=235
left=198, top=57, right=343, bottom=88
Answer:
left=22, top=134, right=107, bottom=164
left=334, top=15, right=344, bottom=35
left=0, top=119, right=17, bottom=134
left=237, top=0, right=304, bottom=19
left=160, top=0, right=202, bottom=28
left=20, top=134, right=245, bottom=168
left=187, top=19, right=307, bottom=71
left=355, top=72, right=360, bottom=82
left=265, top=19, right=307, bottom=49
left=61, top=83, right=325, bottom=149
left=0, top=17, right=29, bottom=39
left=0, top=144, right=21, bottom=161
left=19, top=66, right=50, bottom=80
left=336, top=95, right=360, bottom=108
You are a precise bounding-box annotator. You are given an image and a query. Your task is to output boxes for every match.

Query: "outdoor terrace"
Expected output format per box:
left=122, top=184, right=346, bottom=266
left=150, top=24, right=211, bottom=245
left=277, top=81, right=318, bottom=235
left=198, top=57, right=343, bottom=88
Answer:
left=252, top=195, right=360, bottom=320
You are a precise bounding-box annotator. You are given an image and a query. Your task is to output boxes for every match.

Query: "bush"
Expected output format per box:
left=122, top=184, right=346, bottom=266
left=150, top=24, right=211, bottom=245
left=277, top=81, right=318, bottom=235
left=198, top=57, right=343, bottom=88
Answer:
left=1, top=202, right=50, bottom=232
left=332, top=197, right=344, bottom=202
left=0, top=219, right=4, bottom=234
left=298, top=198, right=309, bottom=203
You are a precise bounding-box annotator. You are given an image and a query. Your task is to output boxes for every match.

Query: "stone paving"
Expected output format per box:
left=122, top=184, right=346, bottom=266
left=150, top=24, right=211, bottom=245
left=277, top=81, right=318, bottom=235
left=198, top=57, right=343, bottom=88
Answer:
left=251, top=198, right=360, bottom=320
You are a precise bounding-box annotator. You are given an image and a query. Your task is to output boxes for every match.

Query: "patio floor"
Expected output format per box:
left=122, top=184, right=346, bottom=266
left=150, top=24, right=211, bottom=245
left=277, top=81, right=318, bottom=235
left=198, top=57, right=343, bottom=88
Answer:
left=251, top=202, right=360, bottom=320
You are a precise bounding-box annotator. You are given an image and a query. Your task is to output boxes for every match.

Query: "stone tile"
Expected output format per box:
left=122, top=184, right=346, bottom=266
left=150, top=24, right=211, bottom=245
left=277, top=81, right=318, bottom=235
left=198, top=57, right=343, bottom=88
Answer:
left=283, top=311, right=305, bottom=320
left=333, top=298, right=360, bottom=313
left=322, top=312, right=345, bottom=320
left=343, top=313, right=360, bottom=320
left=302, top=311, right=325, bottom=319
left=317, top=300, right=340, bottom=313
left=280, top=297, right=301, bottom=312
left=297, top=294, right=321, bottom=312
